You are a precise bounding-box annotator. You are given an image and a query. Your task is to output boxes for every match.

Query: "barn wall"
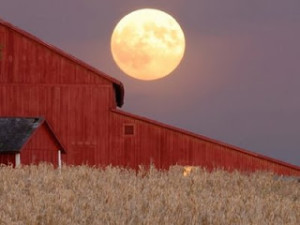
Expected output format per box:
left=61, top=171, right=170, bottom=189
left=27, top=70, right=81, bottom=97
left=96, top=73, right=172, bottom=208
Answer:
left=0, top=84, right=111, bottom=165
left=109, top=110, right=300, bottom=176
left=21, top=123, right=60, bottom=165
left=0, top=153, right=15, bottom=166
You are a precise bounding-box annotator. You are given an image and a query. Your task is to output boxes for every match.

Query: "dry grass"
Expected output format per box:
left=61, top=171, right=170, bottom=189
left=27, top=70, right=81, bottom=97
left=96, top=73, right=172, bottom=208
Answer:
left=0, top=164, right=299, bottom=225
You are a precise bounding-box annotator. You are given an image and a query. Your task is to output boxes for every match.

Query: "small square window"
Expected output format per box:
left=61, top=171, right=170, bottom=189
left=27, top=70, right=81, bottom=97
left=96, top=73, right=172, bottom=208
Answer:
left=124, top=124, right=134, bottom=135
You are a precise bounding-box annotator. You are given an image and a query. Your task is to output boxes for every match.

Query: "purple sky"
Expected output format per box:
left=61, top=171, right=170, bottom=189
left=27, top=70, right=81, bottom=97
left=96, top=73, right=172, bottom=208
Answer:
left=1, top=0, right=299, bottom=165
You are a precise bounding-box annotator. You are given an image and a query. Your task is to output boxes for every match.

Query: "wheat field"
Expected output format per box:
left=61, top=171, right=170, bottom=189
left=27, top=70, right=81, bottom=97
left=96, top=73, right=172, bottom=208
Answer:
left=0, top=164, right=299, bottom=225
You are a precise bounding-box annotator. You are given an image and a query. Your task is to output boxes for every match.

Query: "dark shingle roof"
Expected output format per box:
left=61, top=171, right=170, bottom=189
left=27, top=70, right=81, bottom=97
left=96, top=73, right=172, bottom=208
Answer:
left=0, top=117, right=44, bottom=152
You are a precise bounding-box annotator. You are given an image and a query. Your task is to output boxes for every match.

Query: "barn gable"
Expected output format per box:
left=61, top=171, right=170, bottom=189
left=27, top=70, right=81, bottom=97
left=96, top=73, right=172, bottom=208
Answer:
left=0, top=18, right=124, bottom=107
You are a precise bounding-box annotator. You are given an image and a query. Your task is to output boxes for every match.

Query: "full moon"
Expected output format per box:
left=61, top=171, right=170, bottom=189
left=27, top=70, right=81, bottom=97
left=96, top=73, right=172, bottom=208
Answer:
left=111, top=9, right=185, bottom=80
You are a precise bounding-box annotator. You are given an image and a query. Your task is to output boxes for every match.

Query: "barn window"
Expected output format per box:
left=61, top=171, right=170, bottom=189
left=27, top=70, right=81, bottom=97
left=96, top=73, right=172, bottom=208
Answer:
left=124, top=124, right=135, bottom=135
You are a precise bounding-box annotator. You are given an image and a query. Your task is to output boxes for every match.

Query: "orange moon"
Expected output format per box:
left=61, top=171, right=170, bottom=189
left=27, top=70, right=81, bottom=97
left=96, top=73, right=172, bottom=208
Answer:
left=111, top=9, right=185, bottom=80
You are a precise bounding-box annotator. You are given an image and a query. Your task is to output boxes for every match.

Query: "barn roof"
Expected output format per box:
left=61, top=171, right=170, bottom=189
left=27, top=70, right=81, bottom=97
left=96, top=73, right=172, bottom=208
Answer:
left=0, top=18, right=124, bottom=107
left=0, top=117, right=66, bottom=153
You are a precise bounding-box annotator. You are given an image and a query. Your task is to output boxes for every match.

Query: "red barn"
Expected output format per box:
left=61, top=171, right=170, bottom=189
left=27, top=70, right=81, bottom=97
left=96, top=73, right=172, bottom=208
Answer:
left=0, top=117, right=65, bottom=167
left=0, top=18, right=299, bottom=176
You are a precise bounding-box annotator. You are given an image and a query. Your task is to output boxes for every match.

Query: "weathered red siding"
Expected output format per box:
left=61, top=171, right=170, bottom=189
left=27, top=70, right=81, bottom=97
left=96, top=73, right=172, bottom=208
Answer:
left=21, top=123, right=60, bottom=165
left=0, top=84, right=111, bottom=165
left=109, top=110, right=300, bottom=176
left=0, top=21, right=121, bottom=87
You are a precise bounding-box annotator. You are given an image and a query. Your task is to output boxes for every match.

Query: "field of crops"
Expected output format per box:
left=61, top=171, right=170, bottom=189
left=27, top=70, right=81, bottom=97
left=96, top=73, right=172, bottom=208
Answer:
left=0, top=164, right=299, bottom=225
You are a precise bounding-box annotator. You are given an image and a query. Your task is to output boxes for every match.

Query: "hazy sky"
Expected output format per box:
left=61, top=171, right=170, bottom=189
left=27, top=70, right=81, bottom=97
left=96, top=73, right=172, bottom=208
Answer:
left=1, top=0, right=299, bottom=165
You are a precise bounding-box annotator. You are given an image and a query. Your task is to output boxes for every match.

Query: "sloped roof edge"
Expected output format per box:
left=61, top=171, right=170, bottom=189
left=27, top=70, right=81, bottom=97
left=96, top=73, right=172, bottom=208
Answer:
left=0, top=18, right=124, bottom=107
left=41, top=120, right=67, bottom=154
left=111, top=109, right=300, bottom=171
